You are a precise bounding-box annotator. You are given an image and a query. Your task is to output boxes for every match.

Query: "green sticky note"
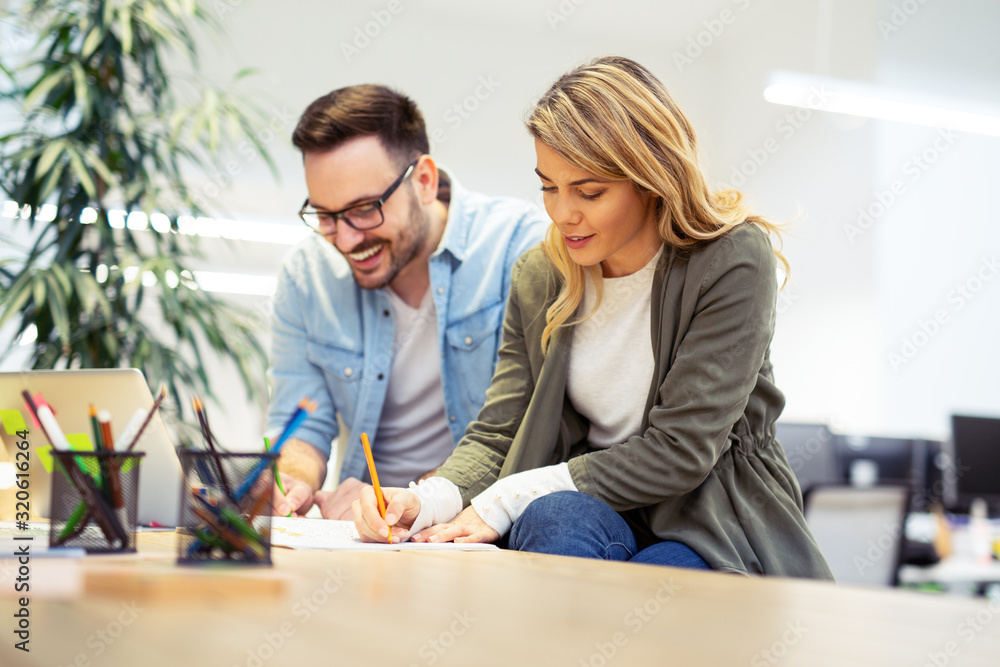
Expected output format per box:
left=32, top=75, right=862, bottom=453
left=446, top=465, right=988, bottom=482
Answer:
left=66, top=433, right=95, bottom=451
left=38, top=435, right=94, bottom=473
left=37, top=446, right=54, bottom=473
left=0, top=409, right=27, bottom=435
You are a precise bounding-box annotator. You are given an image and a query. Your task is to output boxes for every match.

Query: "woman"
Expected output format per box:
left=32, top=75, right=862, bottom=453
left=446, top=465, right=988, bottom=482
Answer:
left=353, top=56, right=833, bottom=578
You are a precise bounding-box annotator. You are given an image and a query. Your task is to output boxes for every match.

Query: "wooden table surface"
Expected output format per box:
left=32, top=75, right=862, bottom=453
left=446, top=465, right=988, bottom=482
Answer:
left=3, top=532, right=1000, bottom=667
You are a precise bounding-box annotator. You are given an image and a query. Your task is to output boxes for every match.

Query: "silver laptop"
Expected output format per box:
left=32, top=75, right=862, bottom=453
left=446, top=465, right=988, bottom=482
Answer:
left=0, top=369, right=182, bottom=526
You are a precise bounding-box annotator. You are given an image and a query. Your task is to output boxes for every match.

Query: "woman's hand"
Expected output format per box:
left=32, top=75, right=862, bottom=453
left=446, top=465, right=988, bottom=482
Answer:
left=411, top=506, right=500, bottom=544
left=352, top=485, right=421, bottom=543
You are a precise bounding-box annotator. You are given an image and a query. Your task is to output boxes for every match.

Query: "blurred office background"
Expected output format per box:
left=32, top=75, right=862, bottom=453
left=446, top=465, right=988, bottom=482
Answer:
left=2, top=0, right=998, bottom=453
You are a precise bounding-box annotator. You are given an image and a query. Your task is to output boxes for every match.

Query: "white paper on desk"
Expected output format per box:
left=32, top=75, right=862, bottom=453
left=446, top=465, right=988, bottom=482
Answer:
left=270, top=517, right=498, bottom=551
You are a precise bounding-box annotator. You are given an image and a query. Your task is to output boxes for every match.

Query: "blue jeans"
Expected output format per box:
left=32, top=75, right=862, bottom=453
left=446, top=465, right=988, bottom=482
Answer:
left=508, top=491, right=711, bottom=570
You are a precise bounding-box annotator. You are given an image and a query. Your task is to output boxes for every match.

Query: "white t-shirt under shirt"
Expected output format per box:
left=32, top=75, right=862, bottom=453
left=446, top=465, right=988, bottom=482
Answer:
left=374, top=286, right=455, bottom=487
left=410, top=247, right=664, bottom=537
left=567, top=247, right=661, bottom=448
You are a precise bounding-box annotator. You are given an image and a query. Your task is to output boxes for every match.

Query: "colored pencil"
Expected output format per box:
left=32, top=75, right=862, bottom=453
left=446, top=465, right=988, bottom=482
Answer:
left=360, top=432, right=391, bottom=543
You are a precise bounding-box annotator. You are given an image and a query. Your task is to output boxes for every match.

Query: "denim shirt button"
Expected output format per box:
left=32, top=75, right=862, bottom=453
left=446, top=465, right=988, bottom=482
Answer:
left=464, top=336, right=472, bottom=346
left=449, top=415, right=456, bottom=422
left=344, top=367, right=353, bottom=377
left=437, top=287, right=444, bottom=295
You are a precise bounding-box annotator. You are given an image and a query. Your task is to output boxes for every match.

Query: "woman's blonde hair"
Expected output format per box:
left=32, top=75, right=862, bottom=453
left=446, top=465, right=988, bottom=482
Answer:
left=526, top=56, right=787, bottom=353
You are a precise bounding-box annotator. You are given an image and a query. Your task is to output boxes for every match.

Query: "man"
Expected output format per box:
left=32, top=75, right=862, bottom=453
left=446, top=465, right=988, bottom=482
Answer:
left=268, top=84, right=547, bottom=518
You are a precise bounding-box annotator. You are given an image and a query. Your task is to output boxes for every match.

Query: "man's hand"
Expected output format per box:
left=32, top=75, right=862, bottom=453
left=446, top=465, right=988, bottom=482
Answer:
left=271, top=438, right=327, bottom=516
left=313, top=477, right=369, bottom=520
left=273, top=473, right=315, bottom=517
left=410, top=505, right=500, bottom=545
left=352, top=486, right=421, bottom=543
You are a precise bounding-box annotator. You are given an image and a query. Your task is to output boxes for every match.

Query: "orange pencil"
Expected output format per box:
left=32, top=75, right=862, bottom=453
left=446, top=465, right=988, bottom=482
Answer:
left=360, top=432, right=391, bottom=543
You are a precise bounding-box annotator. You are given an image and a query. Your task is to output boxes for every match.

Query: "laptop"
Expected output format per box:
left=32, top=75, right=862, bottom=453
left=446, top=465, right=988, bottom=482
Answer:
left=0, top=369, right=182, bottom=526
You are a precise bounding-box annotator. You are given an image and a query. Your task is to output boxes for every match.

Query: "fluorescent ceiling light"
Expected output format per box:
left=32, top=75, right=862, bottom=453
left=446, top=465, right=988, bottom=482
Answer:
left=764, top=70, right=1000, bottom=137
left=192, top=271, right=277, bottom=296
left=0, top=201, right=310, bottom=246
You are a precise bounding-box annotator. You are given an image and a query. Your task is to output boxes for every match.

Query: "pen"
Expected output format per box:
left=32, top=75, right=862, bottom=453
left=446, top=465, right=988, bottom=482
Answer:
left=234, top=398, right=316, bottom=502
left=360, top=432, right=391, bottom=543
left=123, top=386, right=167, bottom=452
left=193, top=397, right=233, bottom=502
left=97, top=410, right=124, bottom=508
left=264, top=437, right=292, bottom=518
left=88, top=404, right=108, bottom=491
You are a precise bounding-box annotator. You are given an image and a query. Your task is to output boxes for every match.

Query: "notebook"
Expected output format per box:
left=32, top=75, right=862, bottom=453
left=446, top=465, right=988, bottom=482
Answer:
left=271, top=516, right=499, bottom=551
left=0, top=369, right=182, bottom=526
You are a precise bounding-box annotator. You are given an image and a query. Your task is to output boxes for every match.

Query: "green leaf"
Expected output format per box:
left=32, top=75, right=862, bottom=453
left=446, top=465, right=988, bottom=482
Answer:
left=81, top=26, right=104, bottom=59
left=24, top=69, right=68, bottom=109
left=66, top=147, right=97, bottom=198
left=32, top=273, right=47, bottom=309
left=36, top=140, right=66, bottom=177
left=0, top=279, right=33, bottom=332
left=70, top=61, right=90, bottom=121
left=82, top=150, right=117, bottom=190
left=119, top=6, right=133, bottom=54
left=38, top=159, right=68, bottom=202
left=44, top=271, right=71, bottom=347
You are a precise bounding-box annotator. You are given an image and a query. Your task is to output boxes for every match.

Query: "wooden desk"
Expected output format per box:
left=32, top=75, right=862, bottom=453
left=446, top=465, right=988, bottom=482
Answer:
left=3, top=532, right=1000, bottom=667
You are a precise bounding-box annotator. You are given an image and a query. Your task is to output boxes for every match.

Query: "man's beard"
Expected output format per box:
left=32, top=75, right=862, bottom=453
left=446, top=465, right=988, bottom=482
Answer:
left=349, top=187, right=430, bottom=291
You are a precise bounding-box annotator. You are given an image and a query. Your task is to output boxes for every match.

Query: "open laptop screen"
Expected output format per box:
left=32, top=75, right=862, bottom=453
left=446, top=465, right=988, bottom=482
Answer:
left=0, top=369, right=181, bottom=526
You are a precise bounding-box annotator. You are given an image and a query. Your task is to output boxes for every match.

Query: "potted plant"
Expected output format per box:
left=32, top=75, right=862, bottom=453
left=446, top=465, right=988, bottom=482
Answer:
left=0, top=0, right=280, bottom=433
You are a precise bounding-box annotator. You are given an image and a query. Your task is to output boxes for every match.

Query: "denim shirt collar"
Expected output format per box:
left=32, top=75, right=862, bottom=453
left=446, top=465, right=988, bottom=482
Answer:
left=433, top=167, right=470, bottom=263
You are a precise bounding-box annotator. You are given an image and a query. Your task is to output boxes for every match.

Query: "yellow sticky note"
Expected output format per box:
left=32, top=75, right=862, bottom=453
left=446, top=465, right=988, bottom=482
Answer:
left=66, top=433, right=95, bottom=451
left=0, top=409, right=27, bottom=435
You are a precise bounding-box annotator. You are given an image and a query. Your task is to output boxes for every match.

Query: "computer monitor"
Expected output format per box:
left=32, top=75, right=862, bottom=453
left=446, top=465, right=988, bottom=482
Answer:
left=947, top=415, right=1000, bottom=514
left=774, top=422, right=843, bottom=497
left=910, top=439, right=945, bottom=512
left=836, top=435, right=917, bottom=487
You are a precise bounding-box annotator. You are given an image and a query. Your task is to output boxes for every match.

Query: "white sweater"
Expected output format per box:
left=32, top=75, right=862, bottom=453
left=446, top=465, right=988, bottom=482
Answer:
left=410, top=248, right=661, bottom=536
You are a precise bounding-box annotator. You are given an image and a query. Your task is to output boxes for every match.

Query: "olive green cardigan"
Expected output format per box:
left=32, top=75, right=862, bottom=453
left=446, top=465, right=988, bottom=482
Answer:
left=437, top=224, right=834, bottom=580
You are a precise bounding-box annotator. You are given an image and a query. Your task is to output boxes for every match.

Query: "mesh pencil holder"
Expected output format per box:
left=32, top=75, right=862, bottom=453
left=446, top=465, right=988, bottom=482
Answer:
left=176, top=450, right=277, bottom=566
left=48, top=451, right=145, bottom=553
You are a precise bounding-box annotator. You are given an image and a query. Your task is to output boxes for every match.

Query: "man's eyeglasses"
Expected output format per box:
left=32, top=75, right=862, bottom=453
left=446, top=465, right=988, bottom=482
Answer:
left=299, top=159, right=418, bottom=236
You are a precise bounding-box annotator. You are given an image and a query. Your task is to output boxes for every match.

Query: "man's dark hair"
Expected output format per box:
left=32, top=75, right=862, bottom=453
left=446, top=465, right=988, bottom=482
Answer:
left=292, top=84, right=429, bottom=166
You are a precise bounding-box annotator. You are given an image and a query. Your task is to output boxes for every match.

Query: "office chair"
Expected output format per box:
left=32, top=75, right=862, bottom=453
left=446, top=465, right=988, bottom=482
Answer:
left=804, top=485, right=910, bottom=587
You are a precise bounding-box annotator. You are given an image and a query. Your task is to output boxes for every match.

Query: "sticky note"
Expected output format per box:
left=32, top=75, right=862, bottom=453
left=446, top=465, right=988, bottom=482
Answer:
left=0, top=409, right=27, bottom=435
left=37, top=445, right=54, bottom=472
left=66, top=433, right=95, bottom=451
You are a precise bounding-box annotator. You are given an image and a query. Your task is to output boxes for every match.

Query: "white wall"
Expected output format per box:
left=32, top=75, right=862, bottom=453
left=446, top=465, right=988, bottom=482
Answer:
left=3, top=0, right=998, bottom=447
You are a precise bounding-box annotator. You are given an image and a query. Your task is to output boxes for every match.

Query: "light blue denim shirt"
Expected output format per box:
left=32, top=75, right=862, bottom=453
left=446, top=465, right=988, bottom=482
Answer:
left=266, top=171, right=548, bottom=483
